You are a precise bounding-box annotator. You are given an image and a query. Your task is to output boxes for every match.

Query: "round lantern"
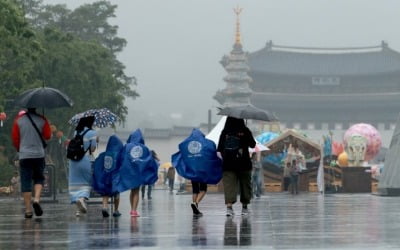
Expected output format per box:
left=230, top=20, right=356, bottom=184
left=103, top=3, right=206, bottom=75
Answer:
left=344, top=123, right=382, bottom=161
left=0, top=112, right=6, bottom=127
left=337, top=152, right=348, bottom=167
left=50, top=125, right=57, bottom=133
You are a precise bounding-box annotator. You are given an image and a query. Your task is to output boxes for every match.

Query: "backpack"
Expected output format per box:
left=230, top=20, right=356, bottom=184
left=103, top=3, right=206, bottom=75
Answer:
left=223, top=134, right=242, bottom=158
left=67, top=129, right=90, bottom=161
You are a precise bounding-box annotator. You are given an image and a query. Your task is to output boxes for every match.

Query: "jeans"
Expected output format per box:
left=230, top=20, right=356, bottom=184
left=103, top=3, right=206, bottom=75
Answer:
left=251, top=168, right=262, bottom=197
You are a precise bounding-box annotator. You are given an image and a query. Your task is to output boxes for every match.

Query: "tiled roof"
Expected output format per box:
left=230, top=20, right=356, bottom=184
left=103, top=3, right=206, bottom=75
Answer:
left=248, top=43, right=400, bottom=76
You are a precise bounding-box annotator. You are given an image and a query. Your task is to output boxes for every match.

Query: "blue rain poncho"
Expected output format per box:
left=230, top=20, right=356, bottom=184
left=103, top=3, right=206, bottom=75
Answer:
left=171, top=128, right=222, bottom=184
left=116, top=129, right=159, bottom=192
left=92, top=135, right=123, bottom=196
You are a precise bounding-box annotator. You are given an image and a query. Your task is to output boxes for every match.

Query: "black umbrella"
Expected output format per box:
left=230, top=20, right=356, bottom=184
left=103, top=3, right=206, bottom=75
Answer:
left=217, top=104, right=278, bottom=122
left=15, top=87, right=73, bottom=108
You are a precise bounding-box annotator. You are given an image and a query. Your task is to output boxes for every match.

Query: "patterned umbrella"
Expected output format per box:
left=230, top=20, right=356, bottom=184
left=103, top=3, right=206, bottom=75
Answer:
left=69, top=108, right=119, bottom=128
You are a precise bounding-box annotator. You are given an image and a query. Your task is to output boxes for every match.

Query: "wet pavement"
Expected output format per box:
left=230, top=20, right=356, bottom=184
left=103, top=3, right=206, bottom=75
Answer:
left=0, top=190, right=400, bottom=249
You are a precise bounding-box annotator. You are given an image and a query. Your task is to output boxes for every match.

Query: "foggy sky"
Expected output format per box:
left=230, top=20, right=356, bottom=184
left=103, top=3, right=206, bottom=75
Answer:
left=48, top=0, right=400, bottom=130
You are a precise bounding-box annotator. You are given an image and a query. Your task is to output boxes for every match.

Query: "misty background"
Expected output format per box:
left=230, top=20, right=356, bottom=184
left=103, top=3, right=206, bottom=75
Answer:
left=48, top=0, right=400, bottom=130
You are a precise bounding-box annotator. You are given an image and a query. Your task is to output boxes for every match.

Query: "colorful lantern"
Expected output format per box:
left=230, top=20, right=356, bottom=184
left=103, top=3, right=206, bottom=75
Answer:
left=344, top=123, right=382, bottom=161
left=0, top=112, right=6, bottom=127
left=332, top=141, right=344, bottom=156
left=337, top=152, right=348, bottom=167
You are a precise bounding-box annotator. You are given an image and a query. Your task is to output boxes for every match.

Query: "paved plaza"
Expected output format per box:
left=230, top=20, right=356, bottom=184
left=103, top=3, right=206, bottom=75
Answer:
left=0, top=190, right=400, bottom=249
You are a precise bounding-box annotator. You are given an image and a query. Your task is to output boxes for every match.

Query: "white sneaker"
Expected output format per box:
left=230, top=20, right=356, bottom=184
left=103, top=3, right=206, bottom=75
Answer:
left=226, top=207, right=234, bottom=217
left=76, top=199, right=87, bottom=214
left=241, top=208, right=249, bottom=216
left=75, top=210, right=80, bottom=217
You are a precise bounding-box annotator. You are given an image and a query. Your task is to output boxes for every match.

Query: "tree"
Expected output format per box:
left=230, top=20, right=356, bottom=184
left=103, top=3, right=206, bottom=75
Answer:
left=0, top=0, right=42, bottom=112
left=30, top=28, right=132, bottom=132
left=17, top=0, right=138, bottom=124
left=0, top=0, right=44, bottom=172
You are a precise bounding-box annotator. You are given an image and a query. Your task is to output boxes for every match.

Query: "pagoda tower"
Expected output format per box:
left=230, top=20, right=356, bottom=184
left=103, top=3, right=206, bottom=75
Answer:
left=214, top=7, right=253, bottom=106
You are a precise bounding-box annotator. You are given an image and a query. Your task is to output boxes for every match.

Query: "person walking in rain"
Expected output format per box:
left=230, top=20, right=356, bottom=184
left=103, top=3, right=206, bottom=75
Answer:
left=283, top=162, right=291, bottom=192
left=290, top=159, right=300, bottom=195
left=11, top=108, right=52, bottom=218
left=68, top=116, right=97, bottom=216
left=217, top=117, right=256, bottom=216
left=141, top=150, right=159, bottom=200
left=251, top=151, right=263, bottom=198
left=167, top=166, right=175, bottom=193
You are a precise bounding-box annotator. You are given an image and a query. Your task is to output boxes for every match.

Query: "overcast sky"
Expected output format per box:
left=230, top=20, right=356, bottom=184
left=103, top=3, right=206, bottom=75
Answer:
left=48, top=0, right=400, bottom=129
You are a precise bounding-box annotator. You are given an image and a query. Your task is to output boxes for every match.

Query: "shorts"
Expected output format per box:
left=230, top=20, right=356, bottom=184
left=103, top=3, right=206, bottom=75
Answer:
left=191, top=181, right=207, bottom=194
left=20, top=158, right=45, bottom=193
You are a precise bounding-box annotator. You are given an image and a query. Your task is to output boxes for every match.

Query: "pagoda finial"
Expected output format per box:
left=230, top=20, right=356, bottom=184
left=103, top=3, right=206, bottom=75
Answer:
left=233, top=6, right=243, bottom=45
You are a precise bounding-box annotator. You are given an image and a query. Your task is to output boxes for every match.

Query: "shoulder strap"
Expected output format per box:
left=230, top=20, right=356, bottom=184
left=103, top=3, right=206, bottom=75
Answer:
left=26, top=113, right=47, bottom=148
left=78, top=129, right=92, bottom=155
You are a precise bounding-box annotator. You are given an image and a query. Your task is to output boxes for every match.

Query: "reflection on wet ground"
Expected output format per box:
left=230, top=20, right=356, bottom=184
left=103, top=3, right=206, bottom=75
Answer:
left=0, top=190, right=399, bottom=249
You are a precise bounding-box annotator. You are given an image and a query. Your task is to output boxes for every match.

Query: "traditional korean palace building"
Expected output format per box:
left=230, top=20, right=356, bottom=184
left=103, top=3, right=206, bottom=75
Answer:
left=248, top=40, right=400, bottom=135
left=214, top=8, right=400, bottom=146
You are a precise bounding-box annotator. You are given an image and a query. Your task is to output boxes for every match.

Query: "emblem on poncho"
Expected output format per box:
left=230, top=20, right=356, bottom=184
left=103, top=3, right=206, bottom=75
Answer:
left=188, top=141, right=202, bottom=155
left=103, top=155, right=113, bottom=171
left=130, top=146, right=143, bottom=159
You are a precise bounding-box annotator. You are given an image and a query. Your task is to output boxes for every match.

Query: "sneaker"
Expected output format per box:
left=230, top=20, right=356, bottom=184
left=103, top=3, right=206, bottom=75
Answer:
left=32, top=202, right=43, bottom=216
left=24, top=212, right=33, bottom=219
left=191, top=202, right=201, bottom=215
left=102, top=208, right=109, bottom=218
left=75, top=210, right=80, bottom=217
left=148, top=196, right=152, bottom=200
left=112, top=211, right=121, bottom=217
left=226, top=207, right=234, bottom=217
left=241, top=207, right=249, bottom=216
left=76, top=199, right=87, bottom=214
left=130, top=210, right=140, bottom=217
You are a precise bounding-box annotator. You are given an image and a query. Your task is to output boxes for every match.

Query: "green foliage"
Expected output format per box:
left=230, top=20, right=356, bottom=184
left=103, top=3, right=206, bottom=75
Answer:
left=0, top=0, right=43, bottom=110
left=0, top=150, right=14, bottom=186
left=17, top=0, right=138, bottom=128
left=33, top=28, right=134, bottom=132
left=0, top=0, right=139, bottom=172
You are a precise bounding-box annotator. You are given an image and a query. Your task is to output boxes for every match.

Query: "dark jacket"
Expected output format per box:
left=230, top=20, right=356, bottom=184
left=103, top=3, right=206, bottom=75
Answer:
left=217, top=117, right=256, bottom=171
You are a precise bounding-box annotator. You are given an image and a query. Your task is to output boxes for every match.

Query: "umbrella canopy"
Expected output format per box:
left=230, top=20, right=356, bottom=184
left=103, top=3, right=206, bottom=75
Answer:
left=15, top=87, right=73, bottom=108
left=217, top=104, right=278, bottom=122
left=69, top=108, right=119, bottom=128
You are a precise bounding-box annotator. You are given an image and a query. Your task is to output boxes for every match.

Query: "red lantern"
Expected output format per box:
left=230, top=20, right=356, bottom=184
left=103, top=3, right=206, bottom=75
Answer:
left=0, top=112, right=6, bottom=127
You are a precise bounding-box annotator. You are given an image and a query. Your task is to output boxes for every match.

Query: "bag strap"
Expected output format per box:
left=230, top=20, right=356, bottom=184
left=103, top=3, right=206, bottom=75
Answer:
left=77, top=129, right=91, bottom=155
left=26, top=113, right=47, bottom=148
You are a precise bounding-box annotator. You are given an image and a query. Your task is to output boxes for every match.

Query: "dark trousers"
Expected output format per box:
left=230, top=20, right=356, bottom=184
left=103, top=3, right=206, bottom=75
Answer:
left=168, top=178, right=174, bottom=191
left=141, top=185, right=152, bottom=198
left=283, top=177, right=291, bottom=191
left=290, top=175, right=299, bottom=194
left=223, top=170, right=252, bottom=205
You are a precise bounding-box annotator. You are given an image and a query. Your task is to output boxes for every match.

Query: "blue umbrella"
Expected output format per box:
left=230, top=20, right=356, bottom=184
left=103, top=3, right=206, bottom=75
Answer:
left=69, top=108, right=119, bottom=128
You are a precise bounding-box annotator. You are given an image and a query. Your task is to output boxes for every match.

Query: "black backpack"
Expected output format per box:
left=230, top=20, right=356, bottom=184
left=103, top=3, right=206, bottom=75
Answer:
left=223, top=134, right=242, bottom=158
left=67, top=129, right=90, bottom=161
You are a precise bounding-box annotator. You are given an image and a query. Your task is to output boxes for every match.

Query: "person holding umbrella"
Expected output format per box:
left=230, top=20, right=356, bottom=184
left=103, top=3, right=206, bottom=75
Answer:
left=11, top=108, right=52, bottom=218
left=217, top=116, right=256, bottom=216
left=68, top=116, right=97, bottom=216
